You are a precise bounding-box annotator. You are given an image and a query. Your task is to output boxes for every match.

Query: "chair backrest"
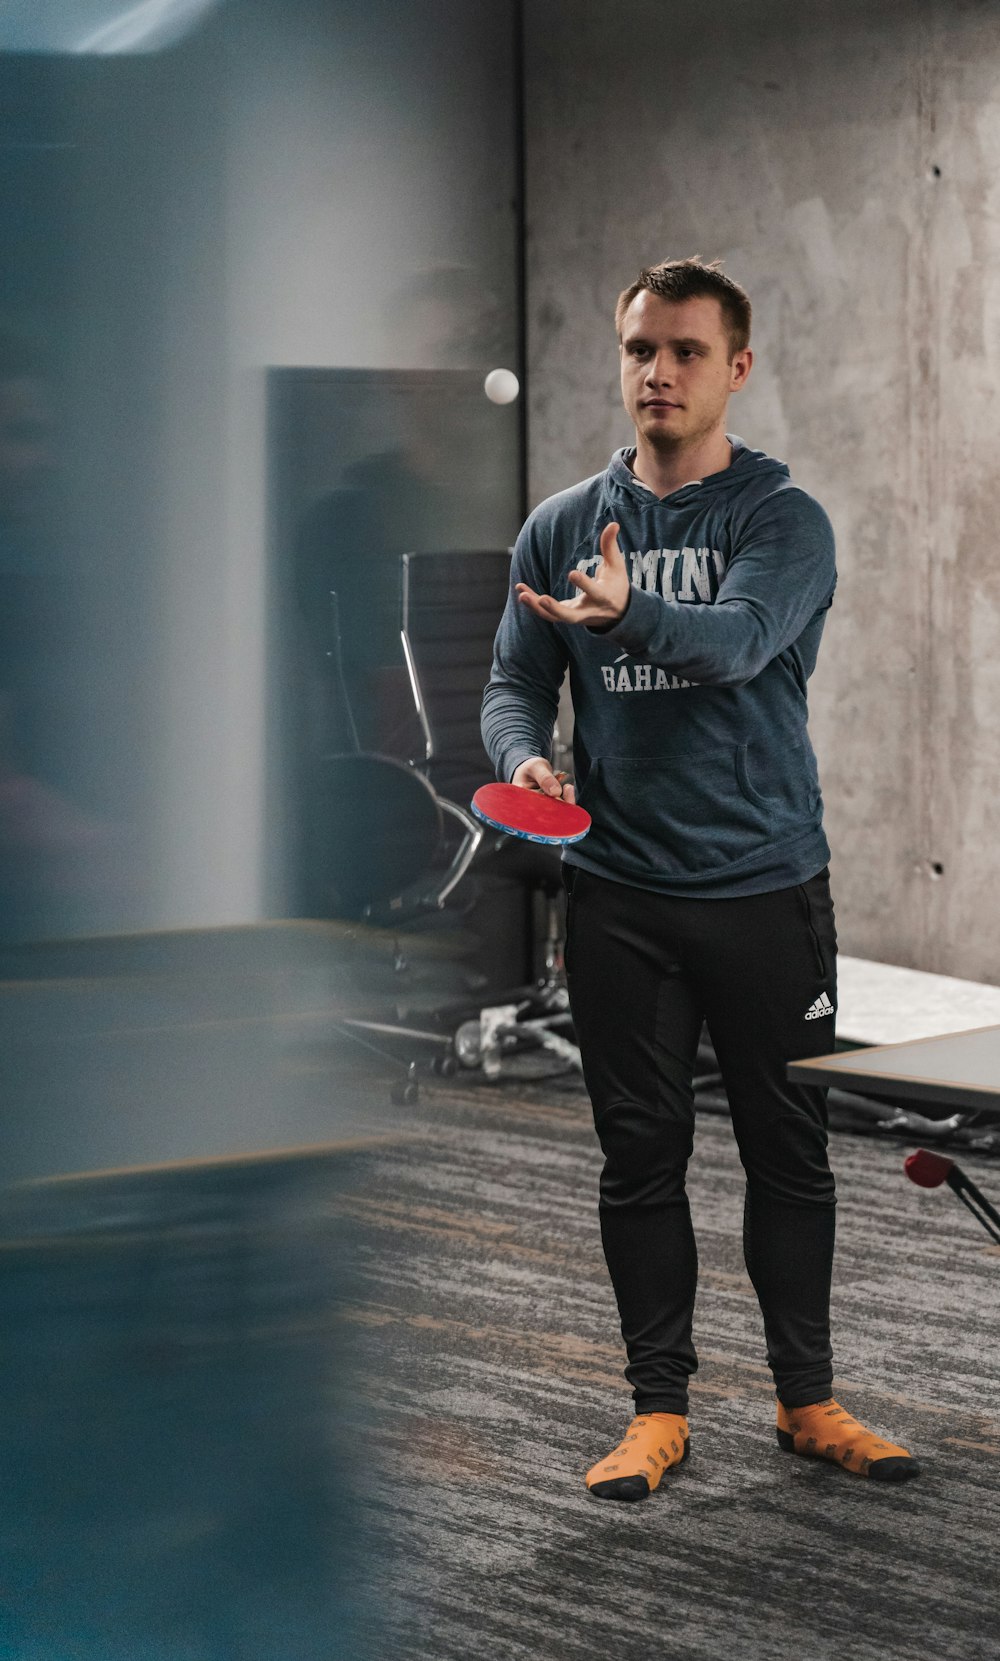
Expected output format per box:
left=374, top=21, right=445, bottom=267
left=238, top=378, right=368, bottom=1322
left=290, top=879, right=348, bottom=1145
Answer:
left=304, top=752, right=443, bottom=919
left=401, top=550, right=512, bottom=806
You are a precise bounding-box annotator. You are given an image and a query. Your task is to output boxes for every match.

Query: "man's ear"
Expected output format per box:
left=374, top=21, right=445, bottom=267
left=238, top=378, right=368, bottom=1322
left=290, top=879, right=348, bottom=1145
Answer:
left=730, top=347, right=753, bottom=391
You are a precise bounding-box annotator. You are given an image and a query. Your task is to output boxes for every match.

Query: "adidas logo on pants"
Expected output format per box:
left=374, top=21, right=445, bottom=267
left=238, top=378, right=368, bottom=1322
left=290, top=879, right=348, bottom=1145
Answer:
left=805, top=993, right=835, bottom=1021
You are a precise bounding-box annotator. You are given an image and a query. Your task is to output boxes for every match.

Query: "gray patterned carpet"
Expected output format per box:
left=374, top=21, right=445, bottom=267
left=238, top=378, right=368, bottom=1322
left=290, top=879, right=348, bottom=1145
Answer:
left=1, top=1051, right=997, bottom=1659
left=339, top=1072, right=1000, bottom=1661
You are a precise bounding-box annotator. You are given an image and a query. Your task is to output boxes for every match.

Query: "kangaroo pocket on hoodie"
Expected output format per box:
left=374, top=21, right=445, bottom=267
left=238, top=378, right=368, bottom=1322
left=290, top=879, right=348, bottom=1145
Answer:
left=576, top=746, right=806, bottom=880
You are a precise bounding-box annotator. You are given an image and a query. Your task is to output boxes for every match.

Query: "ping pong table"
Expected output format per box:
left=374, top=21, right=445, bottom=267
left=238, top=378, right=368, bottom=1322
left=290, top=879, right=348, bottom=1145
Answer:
left=789, top=1023, right=1000, bottom=1115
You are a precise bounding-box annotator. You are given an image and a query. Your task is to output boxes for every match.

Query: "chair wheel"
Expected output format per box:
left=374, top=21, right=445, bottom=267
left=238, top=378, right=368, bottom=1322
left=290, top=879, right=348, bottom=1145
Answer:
left=432, top=1054, right=457, bottom=1077
left=390, top=1079, right=420, bottom=1105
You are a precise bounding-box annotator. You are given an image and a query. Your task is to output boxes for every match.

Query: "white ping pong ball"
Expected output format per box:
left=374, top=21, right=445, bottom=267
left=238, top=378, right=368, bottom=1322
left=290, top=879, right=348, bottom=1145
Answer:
left=484, top=368, right=520, bottom=405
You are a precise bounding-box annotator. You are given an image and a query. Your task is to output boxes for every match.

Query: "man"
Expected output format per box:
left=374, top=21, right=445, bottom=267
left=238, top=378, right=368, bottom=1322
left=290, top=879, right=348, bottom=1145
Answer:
left=481, top=259, right=918, bottom=1499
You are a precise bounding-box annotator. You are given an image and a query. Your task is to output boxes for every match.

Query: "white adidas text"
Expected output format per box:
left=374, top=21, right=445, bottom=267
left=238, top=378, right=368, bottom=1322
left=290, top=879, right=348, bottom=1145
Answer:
left=804, top=993, right=835, bottom=1021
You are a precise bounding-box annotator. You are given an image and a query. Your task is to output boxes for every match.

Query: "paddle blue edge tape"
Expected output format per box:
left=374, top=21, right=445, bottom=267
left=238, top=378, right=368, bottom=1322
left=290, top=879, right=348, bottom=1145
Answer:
left=470, top=801, right=589, bottom=846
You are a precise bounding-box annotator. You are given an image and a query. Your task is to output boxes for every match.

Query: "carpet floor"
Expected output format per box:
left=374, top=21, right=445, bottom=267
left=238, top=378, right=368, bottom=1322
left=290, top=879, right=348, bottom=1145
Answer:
left=340, top=1071, right=1000, bottom=1661
left=0, top=1053, right=996, bottom=1660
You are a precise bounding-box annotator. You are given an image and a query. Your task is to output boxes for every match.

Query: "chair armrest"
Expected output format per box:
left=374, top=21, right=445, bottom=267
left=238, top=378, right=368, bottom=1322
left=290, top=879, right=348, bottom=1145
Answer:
left=426, top=798, right=484, bottom=907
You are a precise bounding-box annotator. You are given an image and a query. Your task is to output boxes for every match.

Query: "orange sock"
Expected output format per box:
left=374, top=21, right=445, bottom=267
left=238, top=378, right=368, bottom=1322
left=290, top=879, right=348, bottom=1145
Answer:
left=777, top=1398, right=920, bottom=1482
left=585, top=1414, right=690, bottom=1502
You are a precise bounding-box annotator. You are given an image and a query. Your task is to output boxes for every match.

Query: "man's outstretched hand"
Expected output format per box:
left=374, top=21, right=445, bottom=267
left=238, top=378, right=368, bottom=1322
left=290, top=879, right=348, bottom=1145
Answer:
left=516, top=522, right=630, bottom=628
left=511, top=757, right=576, bottom=804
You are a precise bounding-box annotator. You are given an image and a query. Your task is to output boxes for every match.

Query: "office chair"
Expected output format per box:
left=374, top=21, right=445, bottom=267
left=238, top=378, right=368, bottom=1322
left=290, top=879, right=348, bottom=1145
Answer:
left=396, top=550, right=578, bottom=1077
left=314, top=563, right=580, bottom=1096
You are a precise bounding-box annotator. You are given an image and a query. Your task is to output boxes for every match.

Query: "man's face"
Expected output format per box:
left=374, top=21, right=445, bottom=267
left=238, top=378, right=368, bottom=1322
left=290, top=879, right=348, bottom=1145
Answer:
left=619, top=291, right=752, bottom=451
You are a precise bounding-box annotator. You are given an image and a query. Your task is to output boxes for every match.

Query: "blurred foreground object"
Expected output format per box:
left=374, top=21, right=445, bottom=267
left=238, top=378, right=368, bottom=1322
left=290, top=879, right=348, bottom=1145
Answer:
left=0, top=919, right=475, bottom=1180
left=0, top=0, right=224, bottom=55
left=0, top=1143, right=385, bottom=1658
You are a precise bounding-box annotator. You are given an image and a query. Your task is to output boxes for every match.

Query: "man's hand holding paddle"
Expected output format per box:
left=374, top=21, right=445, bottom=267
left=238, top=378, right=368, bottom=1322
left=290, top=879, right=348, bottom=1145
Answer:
left=515, top=521, right=630, bottom=630
left=511, top=758, right=576, bottom=805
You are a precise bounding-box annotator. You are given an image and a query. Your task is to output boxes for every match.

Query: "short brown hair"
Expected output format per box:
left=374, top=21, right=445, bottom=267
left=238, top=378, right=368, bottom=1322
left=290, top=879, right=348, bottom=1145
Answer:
left=615, top=258, right=751, bottom=359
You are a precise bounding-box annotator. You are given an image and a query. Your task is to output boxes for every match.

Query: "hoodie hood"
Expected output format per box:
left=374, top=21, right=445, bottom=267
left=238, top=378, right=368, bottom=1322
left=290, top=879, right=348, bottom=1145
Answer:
left=607, top=435, right=790, bottom=510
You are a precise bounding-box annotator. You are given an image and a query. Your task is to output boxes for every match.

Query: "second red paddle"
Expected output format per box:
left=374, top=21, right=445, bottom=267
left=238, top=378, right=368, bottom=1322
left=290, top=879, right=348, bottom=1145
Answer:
left=904, top=1148, right=1000, bottom=1246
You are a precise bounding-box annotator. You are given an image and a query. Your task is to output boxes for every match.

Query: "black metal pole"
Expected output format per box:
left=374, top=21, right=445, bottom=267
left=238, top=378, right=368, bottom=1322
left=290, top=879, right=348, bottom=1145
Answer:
left=512, top=0, right=528, bottom=524
left=948, top=1165, right=1000, bottom=1243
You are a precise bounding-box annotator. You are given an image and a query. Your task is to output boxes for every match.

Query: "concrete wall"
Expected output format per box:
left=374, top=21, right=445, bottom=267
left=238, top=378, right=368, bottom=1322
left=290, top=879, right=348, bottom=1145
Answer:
left=523, top=0, right=1000, bottom=982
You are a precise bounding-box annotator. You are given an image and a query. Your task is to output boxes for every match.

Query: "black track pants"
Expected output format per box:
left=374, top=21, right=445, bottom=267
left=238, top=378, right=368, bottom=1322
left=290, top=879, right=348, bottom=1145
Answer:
left=564, top=865, right=838, bottom=1415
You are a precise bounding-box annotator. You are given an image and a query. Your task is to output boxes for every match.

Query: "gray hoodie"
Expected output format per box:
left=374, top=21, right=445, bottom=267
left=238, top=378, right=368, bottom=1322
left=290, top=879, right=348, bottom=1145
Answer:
left=480, top=438, right=836, bottom=897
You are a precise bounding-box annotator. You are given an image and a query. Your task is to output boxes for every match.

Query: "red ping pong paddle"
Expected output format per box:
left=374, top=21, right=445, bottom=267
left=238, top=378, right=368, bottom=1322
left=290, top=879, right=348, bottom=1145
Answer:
left=903, top=1147, right=1000, bottom=1245
left=471, top=781, right=591, bottom=846
left=904, top=1148, right=954, bottom=1188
